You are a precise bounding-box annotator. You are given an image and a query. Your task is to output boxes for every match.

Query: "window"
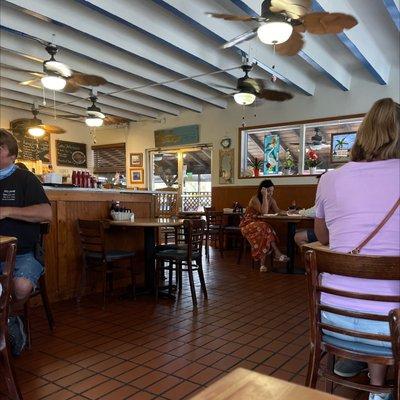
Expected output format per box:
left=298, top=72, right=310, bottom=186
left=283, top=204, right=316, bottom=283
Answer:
left=239, top=115, right=363, bottom=178
left=92, top=143, right=126, bottom=178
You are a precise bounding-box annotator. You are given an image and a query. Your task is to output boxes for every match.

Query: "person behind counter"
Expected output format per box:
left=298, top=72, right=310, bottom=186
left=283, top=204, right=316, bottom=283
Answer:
left=240, top=179, right=289, bottom=272
left=0, top=128, right=52, bottom=357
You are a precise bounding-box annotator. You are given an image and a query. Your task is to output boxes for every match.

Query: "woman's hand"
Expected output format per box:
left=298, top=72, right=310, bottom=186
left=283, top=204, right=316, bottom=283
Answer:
left=261, top=187, right=269, bottom=198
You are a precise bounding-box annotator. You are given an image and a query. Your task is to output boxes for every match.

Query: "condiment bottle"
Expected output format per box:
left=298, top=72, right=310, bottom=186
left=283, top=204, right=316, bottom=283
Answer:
left=76, top=171, right=82, bottom=187
left=72, top=170, right=77, bottom=186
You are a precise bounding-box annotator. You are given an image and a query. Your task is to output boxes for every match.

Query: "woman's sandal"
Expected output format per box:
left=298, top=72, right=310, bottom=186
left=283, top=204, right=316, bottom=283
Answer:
left=274, top=254, right=290, bottom=262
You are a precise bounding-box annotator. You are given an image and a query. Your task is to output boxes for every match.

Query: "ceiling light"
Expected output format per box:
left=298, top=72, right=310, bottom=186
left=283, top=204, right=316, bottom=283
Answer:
left=28, top=126, right=45, bottom=137
left=41, top=74, right=66, bottom=91
left=234, top=91, right=256, bottom=106
left=85, top=116, right=104, bottom=127
left=257, top=21, right=293, bottom=45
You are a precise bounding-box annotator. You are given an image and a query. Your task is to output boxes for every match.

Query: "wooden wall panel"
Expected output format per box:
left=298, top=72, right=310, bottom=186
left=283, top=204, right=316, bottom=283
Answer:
left=42, top=190, right=153, bottom=303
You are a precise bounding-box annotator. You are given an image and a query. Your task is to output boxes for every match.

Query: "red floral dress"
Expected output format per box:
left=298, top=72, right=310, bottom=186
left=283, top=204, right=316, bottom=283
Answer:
left=239, top=206, right=277, bottom=261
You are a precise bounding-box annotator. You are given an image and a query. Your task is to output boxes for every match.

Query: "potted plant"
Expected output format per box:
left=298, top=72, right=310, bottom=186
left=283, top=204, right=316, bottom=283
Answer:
left=282, top=150, right=295, bottom=175
left=249, top=158, right=264, bottom=177
left=305, top=149, right=320, bottom=174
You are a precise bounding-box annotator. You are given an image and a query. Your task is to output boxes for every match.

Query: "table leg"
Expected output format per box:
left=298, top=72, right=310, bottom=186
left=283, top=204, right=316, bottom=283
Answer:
left=287, top=222, right=296, bottom=273
left=143, top=227, right=156, bottom=292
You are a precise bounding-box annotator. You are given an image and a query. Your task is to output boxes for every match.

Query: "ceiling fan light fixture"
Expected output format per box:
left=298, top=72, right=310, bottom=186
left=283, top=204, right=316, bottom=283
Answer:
left=234, top=91, right=256, bottom=106
left=28, top=126, right=45, bottom=137
left=257, top=21, right=293, bottom=45
left=85, top=116, right=104, bottom=127
left=41, top=74, right=66, bottom=91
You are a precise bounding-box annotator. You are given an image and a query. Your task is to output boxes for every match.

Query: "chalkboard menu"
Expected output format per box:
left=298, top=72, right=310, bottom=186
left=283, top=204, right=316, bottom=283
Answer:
left=12, top=130, right=50, bottom=163
left=56, top=140, right=87, bottom=167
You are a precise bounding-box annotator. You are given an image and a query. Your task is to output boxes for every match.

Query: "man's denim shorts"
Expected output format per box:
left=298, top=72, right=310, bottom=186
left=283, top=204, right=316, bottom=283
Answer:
left=0, top=251, right=44, bottom=287
left=321, top=311, right=391, bottom=349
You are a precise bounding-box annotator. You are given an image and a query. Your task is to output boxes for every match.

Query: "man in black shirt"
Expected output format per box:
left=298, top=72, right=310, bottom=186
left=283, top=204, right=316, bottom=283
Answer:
left=0, top=128, right=52, bottom=355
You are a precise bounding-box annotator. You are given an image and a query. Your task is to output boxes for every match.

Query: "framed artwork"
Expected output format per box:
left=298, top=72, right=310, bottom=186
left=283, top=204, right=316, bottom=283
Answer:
left=219, top=148, right=234, bottom=184
left=330, top=132, right=357, bottom=163
left=130, top=152, right=143, bottom=167
left=263, top=134, right=280, bottom=175
left=130, top=168, right=144, bottom=184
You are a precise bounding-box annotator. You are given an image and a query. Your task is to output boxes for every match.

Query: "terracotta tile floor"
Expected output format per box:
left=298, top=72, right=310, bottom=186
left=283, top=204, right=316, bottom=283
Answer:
left=1, top=250, right=366, bottom=400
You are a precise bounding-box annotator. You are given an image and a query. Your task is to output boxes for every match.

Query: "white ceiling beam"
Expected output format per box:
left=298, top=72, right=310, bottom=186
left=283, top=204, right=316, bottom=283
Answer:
left=383, top=0, right=400, bottom=30
left=0, top=77, right=143, bottom=121
left=0, top=67, right=159, bottom=119
left=151, top=0, right=316, bottom=95
left=0, top=8, right=226, bottom=110
left=228, top=0, right=351, bottom=90
left=315, top=0, right=391, bottom=84
left=3, top=0, right=232, bottom=106
left=0, top=32, right=187, bottom=115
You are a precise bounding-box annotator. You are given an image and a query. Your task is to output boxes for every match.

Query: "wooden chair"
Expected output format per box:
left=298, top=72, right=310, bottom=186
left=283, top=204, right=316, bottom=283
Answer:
left=205, top=210, right=224, bottom=261
left=0, top=237, right=23, bottom=400
left=155, top=219, right=207, bottom=307
left=389, top=308, right=400, bottom=400
left=154, top=191, right=178, bottom=244
left=23, top=223, right=54, bottom=349
left=304, top=244, right=400, bottom=398
left=77, top=220, right=138, bottom=308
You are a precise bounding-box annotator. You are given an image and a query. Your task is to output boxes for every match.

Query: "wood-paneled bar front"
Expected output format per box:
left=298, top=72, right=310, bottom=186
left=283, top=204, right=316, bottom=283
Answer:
left=43, top=189, right=155, bottom=303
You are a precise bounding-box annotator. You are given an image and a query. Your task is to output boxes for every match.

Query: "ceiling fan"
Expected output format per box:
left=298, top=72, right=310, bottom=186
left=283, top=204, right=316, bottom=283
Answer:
left=207, top=0, right=358, bottom=55
left=211, top=64, right=293, bottom=105
left=290, top=127, right=329, bottom=149
left=4, top=41, right=107, bottom=92
left=10, top=104, right=66, bottom=137
left=57, top=93, right=129, bottom=127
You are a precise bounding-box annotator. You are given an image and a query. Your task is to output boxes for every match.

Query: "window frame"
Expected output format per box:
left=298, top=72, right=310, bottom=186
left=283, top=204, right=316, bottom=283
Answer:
left=238, top=113, right=364, bottom=179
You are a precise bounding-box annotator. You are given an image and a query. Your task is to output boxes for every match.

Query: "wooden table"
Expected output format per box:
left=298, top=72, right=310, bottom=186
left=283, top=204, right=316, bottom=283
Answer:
left=190, top=368, right=345, bottom=400
left=0, top=236, right=17, bottom=297
left=258, top=214, right=313, bottom=274
left=109, top=218, right=183, bottom=293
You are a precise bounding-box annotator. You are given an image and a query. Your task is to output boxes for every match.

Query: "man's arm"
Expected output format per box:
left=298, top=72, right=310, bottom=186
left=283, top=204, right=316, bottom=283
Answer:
left=315, top=217, right=329, bottom=245
left=0, top=204, right=52, bottom=223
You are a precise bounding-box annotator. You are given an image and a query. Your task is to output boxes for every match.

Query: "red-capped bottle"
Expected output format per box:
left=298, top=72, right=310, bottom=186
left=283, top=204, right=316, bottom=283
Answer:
left=72, top=170, right=77, bottom=186
left=76, top=171, right=82, bottom=187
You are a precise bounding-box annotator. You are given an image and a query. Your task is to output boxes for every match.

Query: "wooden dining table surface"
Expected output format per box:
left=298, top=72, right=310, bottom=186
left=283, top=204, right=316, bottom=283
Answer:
left=190, top=368, right=345, bottom=400
left=109, top=217, right=184, bottom=227
left=258, top=213, right=314, bottom=222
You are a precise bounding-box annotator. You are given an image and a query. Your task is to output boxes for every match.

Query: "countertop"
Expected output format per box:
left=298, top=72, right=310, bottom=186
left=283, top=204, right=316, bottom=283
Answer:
left=43, top=187, right=175, bottom=195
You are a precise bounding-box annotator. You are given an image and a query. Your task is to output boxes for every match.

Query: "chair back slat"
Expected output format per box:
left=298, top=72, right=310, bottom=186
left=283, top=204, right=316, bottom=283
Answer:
left=305, top=246, right=400, bottom=353
left=185, top=219, right=205, bottom=258
left=205, top=210, right=223, bottom=228
left=0, top=239, right=17, bottom=339
left=154, top=192, right=178, bottom=218
left=77, top=220, right=106, bottom=255
left=389, top=309, right=400, bottom=395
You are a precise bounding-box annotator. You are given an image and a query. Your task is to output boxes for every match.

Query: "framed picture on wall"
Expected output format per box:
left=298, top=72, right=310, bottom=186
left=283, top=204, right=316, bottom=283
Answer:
left=130, top=153, right=143, bottom=167
left=330, top=132, right=357, bottom=163
left=130, top=168, right=144, bottom=184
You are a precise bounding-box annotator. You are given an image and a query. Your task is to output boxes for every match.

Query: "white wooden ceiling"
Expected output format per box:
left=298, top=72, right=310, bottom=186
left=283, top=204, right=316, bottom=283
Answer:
left=0, top=0, right=399, bottom=123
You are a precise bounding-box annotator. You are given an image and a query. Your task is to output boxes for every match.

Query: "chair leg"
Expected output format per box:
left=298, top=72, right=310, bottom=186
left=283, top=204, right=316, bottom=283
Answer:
left=237, top=236, right=245, bottom=264
left=219, top=231, right=224, bottom=257
left=178, top=262, right=183, bottom=292
left=168, top=262, right=173, bottom=296
left=130, top=257, right=136, bottom=299
left=77, top=259, right=88, bottom=304
left=197, top=259, right=208, bottom=299
left=305, top=343, right=321, bottom=388
left=102, top=265, right=107, bottom=309
left=155, top=259, right=161, bottom=302
left=205, top=233, right=210, bottom=262
left=187, top=260, right=197, bottom=307
left=325, top=353, right=334, bottom=394
left=38, top=274, right=55, bottom=331
left=1, top=346, right=23, bottom=400
left=23, top=301, right=32, bottom=349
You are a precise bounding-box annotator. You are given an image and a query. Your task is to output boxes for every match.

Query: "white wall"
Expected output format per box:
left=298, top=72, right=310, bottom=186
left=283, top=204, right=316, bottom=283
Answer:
left=2, top=65, right=399, bottom=187
left=0, top=106, right=94, bottom=177
left=108, top=66, right=400, bottom=188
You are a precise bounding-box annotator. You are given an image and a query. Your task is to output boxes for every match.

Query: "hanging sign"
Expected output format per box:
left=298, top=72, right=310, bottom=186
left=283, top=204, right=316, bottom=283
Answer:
left=155, top=124, right=199, bottom=147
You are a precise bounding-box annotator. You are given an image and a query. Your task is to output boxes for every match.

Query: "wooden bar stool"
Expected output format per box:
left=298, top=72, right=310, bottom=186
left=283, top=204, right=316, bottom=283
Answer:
left=0, top=237, right=23, bottom=400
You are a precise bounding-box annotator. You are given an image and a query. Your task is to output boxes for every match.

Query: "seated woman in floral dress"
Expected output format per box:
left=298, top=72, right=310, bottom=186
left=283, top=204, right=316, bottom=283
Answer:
left=240, top=179, right=289, bottom=272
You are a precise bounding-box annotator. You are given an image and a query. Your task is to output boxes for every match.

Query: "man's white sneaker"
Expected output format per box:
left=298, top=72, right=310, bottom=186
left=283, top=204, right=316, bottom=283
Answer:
left=368, top=393, right=392, bottom=400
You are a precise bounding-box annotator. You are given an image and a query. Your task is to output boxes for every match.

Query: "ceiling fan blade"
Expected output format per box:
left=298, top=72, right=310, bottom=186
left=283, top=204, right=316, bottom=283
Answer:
left=302, top=12, right=358, bottom=34
left=70, top=72, right=107, bottom=86
left=39, top=124, right=66, bottom=134
left=20, top=77, right=42, bottom=87
left=63, top=80, right=81, bottom=93
left=275, top=30, right=304, bottom=56
left=103, top=115, right=129, bottom=125
left=270, top=0, right=311, bottom=19
left=206, top=12, right=261, bottom=22
left=257, top=89, right=293, bottom=101
left=221, top=28, right=258, bottom=49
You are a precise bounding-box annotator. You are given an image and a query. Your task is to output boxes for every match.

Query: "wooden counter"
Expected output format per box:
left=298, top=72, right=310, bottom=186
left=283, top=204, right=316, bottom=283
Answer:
left=43, top=189, right=156, bottom=302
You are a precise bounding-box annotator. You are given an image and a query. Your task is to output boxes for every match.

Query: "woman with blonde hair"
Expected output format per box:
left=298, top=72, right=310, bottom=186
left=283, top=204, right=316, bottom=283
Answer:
left=314, top=98, right=400, bottom=400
